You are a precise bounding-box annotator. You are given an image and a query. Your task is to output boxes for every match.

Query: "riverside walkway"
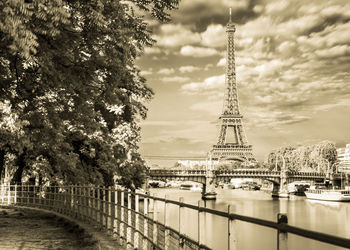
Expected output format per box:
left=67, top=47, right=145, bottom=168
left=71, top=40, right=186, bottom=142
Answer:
left=0, top=205, right=121, bottom=250
left=0, top=206, right=96, bottom=249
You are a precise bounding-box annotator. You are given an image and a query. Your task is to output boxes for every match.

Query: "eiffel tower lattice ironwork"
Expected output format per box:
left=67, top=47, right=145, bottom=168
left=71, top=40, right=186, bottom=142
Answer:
left=211, top=9, right=255, bottom=162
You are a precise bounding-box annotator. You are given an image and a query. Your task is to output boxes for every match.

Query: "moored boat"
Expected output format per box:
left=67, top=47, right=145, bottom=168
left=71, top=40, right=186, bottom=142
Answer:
left=305, top=188, right=350, bottom=202
left=180, top=182, right=202, bottom=191
left=288, top=181, right=310, bottom=195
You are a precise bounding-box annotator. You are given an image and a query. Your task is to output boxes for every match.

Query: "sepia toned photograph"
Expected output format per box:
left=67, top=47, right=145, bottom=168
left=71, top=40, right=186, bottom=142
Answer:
left=1, top=0, right=350, bottom=249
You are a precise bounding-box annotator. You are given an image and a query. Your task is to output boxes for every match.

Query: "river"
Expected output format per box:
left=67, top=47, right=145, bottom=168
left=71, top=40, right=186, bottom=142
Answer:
left=148, top=187, right=350, bottom=250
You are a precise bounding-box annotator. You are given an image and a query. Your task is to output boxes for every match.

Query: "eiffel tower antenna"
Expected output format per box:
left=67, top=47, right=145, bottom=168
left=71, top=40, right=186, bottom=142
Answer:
left=211, top=9, right=255, bottom=163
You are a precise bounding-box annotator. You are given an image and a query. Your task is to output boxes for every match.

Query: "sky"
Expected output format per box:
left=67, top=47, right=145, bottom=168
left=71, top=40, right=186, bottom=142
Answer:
left=136, top=0, right=350, bottom=167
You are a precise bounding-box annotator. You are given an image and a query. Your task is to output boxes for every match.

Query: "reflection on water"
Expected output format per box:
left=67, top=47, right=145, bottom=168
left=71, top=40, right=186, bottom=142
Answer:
left=150, top=188, right=350, bottom=250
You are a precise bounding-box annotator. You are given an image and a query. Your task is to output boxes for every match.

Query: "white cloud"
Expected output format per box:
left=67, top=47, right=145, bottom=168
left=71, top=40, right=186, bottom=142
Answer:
left=200, top=24, right=226, bottom=48
left=181, top=74, right=225, bottom=93
left=144, top=47, right=162, bottom=54
left=217, top=56, right=255, bottom=67
left=217, top=58, right=226, bottom=67
left=265, top=1, right=289, bottom=14
left=315, top=45, right=350, bottom=58
left=180, top=45, right=218, bottom=57
left=161, top=76, right=191, bottom=83
left=157, top=68, right=175, bottom=75
left=154, top=24, right=201, bottom=48
left=140, top=70, right=152, bottom=76
left=179, top=65, right=200, bottom=73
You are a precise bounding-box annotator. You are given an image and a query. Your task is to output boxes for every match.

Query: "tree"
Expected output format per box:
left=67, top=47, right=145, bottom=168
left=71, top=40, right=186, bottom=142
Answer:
left=266, top=141, right=337, bottom=173
left=0, top=0, right=179, bottom=188
left=309, top=141, right=337, bottom=173
left=267, top=146, right=295, bottom=171
left=289, top=145, right=312, bottom=172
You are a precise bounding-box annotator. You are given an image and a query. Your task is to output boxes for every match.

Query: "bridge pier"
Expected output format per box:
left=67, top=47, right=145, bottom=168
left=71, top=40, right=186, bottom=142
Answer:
left=271, top=169, right=289, bottom=198
left=271, top=183, right=289, bottom=198
left=202, top=170, right=217, bottom=200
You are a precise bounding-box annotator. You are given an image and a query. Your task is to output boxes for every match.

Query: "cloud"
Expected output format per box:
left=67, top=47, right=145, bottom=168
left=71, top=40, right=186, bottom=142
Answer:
left=179, top=65, right=201, bottom=73
left=200, top=24, right=226, bottom=48
left=248, top=109, right=311, bottom=128
left=140, top=70, right=152, bottom=76
left=265, top=1, right=290, bottom=14
left=180, top=45, right=218, bottom=57
left=157, top=68, right=175, bottom=75
left=153, top=24, right=201, bottom=48
left=160, top=76, right=191, bottom=83
left=217, top=58, right=226, bottom=66
left=172, top=0, right=261, bottom=31
left=181, top=74, right=225, bottom=93
left=315, top=45, right=350, bottom=58
left=144, top=47, right=162, bottom=55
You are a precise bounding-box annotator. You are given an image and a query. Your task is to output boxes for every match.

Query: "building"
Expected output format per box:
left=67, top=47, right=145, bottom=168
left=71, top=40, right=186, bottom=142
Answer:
left=176, top=160, right=219, bottom=169
left=337, top=144, right=350, bottom=171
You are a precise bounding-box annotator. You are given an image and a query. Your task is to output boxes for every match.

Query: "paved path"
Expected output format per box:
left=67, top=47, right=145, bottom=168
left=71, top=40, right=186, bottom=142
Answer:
left=0, top=206, right=98, bottom=250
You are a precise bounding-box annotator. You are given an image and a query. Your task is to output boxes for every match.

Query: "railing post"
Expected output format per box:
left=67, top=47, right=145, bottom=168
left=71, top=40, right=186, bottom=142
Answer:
left=120, top=190, right=125, bottom=245
left=78, top=185, right=81, bottom=218
left=277, top=213, right=288, bottom=250
left=74, top=184, right=77, bottom=217
left=105, top=187, right=109, bottom=229
left=14, top=184, right=17, bottom=204
left=143, top=195, right=149, bottom=249
left=164, top=195, right=169, bottom=250
left=27, top=184, right=30, bottom=205
left=114, top=188, right=121, bottom=238
left=109, top=187, right=115, bottom=235
left=93, top=186, right=96, bottom=222
left=135, top=194, right=139, bottom=249
left=71, top=185, right=74, bottom=217
left=179, top=197, right=184, bottom=249
left=127, top=191, right=132, bottom=246
left=96, top=186, right=100, bottom=224
left=198, top=200, right=201, bottom=248
left=100, top=187, right=104, bottom=227
left=82, top=186, right=85, bottom=220
left=228, top=205, right=238, bottom=250
left=63, top=186, right=67, bottom=215
left=153, top=198, right=158, bottom=247
left=7, top=183, right=10, bottom=205
left=88, top=186, right=92, bottom=222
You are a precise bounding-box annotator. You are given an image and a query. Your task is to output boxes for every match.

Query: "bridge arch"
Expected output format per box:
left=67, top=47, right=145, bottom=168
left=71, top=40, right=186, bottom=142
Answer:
left=150, top=176, right=206, bottom=185
left=220, top=156, right=245, bottom=162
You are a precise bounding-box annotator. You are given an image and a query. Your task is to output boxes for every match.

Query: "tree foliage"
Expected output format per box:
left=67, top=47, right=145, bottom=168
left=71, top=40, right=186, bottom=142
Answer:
left=0, top=0, right=179, bottom=188
left=266, top=141, right=338, bottom=173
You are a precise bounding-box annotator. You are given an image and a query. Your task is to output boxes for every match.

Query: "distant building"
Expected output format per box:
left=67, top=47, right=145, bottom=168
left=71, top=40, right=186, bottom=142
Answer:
left=337, top=144, right=350, bottom=170
left=176, top=160, right=219, bottom=169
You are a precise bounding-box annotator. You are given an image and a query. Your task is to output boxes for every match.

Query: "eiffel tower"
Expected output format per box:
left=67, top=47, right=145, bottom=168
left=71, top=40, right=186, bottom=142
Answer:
left=211, top=9, right=255, bottom=162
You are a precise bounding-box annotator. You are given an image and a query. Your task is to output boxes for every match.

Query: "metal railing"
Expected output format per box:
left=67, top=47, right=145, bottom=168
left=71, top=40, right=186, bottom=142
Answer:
left=1, top=183, right=350, bottom=249
left=149, top=169, right=327, bottom=178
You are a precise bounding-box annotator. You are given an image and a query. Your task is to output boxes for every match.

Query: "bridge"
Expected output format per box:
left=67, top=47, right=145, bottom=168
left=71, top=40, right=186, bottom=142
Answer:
left=149, top=169, right=333, bottom=199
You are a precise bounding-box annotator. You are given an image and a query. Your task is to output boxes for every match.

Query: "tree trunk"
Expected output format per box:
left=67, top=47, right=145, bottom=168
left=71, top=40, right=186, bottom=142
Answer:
left=11, top=149, right=26, bottom=185
left=0, top=150, right=5, bottom=183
